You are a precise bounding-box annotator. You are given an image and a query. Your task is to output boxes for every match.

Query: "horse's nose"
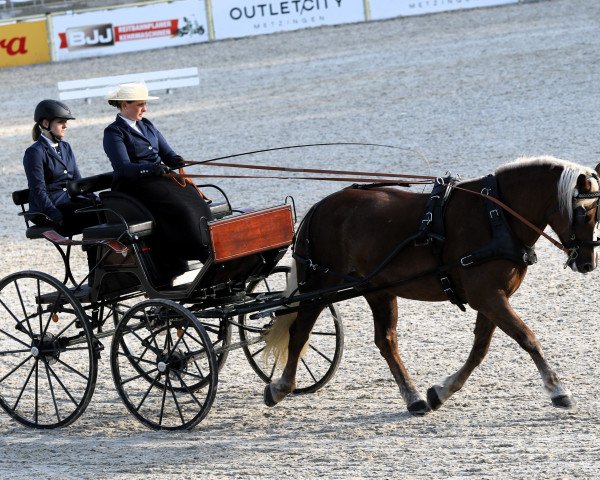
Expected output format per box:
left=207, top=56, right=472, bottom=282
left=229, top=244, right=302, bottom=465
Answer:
left=578, top=262, right=595, bottom=273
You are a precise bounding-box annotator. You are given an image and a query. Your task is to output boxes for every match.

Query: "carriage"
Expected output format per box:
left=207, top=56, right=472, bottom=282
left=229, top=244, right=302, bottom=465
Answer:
left=0, top=173, right=344, bottom=430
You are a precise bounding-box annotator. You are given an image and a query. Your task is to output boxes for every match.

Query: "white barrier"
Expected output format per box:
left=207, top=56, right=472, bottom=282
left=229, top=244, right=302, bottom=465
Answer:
left=57, top=67, right=199, bottom=102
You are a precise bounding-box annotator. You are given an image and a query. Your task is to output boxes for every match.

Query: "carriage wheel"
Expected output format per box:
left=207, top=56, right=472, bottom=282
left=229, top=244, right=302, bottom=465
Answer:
left=111, top=299, right=218, bottom=430
left=238, top=266, right=344, bottom=394
left=0, top=271, right=98, bottom=428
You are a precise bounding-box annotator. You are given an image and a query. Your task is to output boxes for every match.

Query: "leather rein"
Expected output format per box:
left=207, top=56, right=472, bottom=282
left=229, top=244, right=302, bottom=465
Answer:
left=167, top=153, right=600, bottom=258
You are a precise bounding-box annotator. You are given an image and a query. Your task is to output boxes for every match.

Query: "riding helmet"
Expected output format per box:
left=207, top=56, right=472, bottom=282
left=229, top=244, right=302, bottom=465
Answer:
left=34, top=99, right=76, bottom=123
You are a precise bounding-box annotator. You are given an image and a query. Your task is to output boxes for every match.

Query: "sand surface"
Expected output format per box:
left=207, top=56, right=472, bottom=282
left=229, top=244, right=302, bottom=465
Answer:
left=1, top=0, right=600, bottom=478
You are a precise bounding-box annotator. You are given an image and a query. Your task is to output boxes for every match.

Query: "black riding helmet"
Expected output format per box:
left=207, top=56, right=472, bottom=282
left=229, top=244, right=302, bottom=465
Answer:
left=34, top=99, right=75, bottom=123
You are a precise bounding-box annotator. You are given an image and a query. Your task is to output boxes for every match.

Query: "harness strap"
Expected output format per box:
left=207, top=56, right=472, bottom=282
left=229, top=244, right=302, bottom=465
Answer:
left=458, top=175, right=537, bottom=268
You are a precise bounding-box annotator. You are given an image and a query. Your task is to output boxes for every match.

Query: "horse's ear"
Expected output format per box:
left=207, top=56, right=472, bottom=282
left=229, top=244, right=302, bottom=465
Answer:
left=576, top=173, right=591, bottom=192
left=595, top=163, right=600, bottom=177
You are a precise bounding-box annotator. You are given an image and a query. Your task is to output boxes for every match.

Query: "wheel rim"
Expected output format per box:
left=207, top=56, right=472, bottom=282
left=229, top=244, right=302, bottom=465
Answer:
left=0, top=271, right=98, bottom=428
left=111, top=299, right=218, bottom=430
left=239, top=266, right=344, bottom=394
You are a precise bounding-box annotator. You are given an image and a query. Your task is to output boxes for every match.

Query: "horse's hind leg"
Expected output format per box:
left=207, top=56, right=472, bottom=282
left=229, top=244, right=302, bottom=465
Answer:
left=365, top=292, right=429, bottom=415
left=263, top=307, right=321, bottom=406
left=427, top=312, right=496, bottom=410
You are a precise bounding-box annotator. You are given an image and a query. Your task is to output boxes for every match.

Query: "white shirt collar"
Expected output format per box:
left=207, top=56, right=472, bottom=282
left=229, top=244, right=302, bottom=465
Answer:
left=119, top=114, right=141, bottom=133
left=40, top=133, right=59, bottom=148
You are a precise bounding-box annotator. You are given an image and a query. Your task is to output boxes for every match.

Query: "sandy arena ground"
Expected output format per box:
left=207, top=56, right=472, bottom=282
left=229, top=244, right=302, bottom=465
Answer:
left=1, top=0, right=600, bottom=478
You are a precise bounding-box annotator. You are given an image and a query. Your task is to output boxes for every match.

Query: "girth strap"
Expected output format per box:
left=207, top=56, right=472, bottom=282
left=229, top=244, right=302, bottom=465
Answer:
left=416, top=177, right=466, bottom=312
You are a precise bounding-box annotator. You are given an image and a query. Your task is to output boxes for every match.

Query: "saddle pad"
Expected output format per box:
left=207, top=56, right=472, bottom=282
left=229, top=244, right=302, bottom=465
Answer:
left=209, top=205, right=294, bottom=263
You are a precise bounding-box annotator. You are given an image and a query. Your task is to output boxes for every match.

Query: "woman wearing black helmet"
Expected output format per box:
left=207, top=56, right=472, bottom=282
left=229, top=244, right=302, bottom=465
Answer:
left=23, top=99, right=97, bottom=233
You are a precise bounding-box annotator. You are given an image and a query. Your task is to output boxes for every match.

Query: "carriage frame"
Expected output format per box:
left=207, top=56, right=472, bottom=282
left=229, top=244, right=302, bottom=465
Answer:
left=0, top=173, right=344, bottom=430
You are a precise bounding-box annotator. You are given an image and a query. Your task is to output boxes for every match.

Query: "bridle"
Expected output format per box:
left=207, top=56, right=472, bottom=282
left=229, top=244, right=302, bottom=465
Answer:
left=564, top=176, right=600, bottom=260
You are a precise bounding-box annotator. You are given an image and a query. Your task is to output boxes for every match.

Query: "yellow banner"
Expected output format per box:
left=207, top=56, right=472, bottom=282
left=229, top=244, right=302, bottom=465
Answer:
left=0, top=19, right=50, bottom=68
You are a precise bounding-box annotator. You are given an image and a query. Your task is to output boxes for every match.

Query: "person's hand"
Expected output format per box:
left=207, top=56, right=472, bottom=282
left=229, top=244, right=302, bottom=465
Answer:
left=152, top=162, right=169, bottom=176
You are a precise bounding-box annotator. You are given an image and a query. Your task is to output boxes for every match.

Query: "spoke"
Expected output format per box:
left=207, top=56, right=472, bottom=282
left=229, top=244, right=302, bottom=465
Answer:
left=54, top=356, right=89, bottom=381
left=53, top=318, right=79, bottom=340
left=0, top=327, right=30, bottom=349
left=11, top=359, right=36, bottom=411
left=44, top=361, right=62, bottom=423
left=173, top=371, right=204, bottom=408
left=47, top=362, right=79, bottom=406
left=268, top=357, right=278, bottom=381
left=123, top=325, right=160, bottom=356
left=37, top=279, right=43, bottom=334
left=41, top=289, right=67, bottom=340
left=0, top=296, right=33, bottom=339
left=34, top=360, right=39, bottom=424
left=311, top=330, right=337, bottom=337
left=142, top=310, right=163, bottom=354
left=166, top=375, right=186, bottom=425
left=158, top=377, right=168, bottom=427
left=0, top=354, right=33, bottom=383
left=0, top=348, right=31, bottom=356
left=250, top=345, right=266, bottom=359
left=117, top=350, right=156, bottom=367
left=308, top=343, right=334, bottom=364
left=120, top=366, right=159, bottom=386
left=300, top=357, right=318, bottom=383
left=135, top=372, right=160, bottom=412
left=14, top=280, right=34, bottom=337
left=180, top=335, right=205, bottom=381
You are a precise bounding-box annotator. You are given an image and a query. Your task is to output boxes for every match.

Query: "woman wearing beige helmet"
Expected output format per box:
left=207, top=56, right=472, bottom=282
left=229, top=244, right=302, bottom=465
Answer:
left=103, top=82, right=212, bottom=284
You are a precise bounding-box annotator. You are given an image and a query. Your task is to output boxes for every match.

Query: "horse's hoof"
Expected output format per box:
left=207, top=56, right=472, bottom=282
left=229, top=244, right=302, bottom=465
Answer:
left=426, top=387, right=443, bottom=411
left=263, top=385, right=278, bottom=407
left=408, top=399, right=431, bottom=416
left=552, top=394, right=573, bottom=409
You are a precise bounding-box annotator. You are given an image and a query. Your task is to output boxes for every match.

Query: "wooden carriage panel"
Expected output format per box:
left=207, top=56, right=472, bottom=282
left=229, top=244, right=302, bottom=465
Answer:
left=209, top=205, right=294, bottom=263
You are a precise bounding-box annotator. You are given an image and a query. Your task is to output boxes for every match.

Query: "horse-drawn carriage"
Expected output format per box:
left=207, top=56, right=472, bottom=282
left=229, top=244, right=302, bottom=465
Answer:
left=0, top=173, right=343, bottom=430
left=2, top=155, right=600, bottom=430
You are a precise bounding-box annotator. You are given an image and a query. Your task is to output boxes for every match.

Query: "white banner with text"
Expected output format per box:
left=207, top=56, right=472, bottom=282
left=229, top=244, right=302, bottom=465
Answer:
left=369, top=0, right=518, bottom=19
left=211, top=0, right=366, bottom=40
left=50, top=0, right=208, bottom=61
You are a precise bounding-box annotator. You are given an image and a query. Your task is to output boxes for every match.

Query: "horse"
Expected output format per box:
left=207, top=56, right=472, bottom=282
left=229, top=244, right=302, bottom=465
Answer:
left=263, top=156, right=600, bottom=415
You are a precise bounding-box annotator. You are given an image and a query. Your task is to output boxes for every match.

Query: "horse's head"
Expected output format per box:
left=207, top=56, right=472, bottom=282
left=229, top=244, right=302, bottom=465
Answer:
left=550, top=163, right=600, bottom=273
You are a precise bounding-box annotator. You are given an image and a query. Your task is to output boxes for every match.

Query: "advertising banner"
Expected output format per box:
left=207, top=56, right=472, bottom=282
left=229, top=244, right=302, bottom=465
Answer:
left=369, top=0, right=518, bottom=19
left=0, top=19, right=50, bottom=68
left=50, top=0, right=208, bottom=61
left=212, top=0, right=366, bottom=40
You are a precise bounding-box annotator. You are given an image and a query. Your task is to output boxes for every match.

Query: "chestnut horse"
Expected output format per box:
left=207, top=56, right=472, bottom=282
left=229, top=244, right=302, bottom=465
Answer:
left=263, top=156, right=600, bottom=414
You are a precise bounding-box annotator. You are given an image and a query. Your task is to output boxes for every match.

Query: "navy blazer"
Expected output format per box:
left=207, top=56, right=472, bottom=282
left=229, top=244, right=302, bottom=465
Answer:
left=103, top=115, right=183, bottom=181
left=23, top=138, right=82, bottom=223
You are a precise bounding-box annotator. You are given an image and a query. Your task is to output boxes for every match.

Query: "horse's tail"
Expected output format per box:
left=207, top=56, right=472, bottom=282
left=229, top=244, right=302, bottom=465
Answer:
left=263, top=260, right=307, bottom=365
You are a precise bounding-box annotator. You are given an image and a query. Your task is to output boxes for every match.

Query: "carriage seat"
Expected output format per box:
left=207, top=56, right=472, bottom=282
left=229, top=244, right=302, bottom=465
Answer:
left=82, top=191, right=155, bottom=242
left=12, top=189, right=70, bottom=239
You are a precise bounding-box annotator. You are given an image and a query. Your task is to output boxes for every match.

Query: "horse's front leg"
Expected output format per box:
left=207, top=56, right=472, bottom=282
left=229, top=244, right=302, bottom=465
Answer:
left=479, top=297, right=573, bottom=408
left=427, top=312, right=496, bottom=410
left=365, top=292, right=430, bottom=415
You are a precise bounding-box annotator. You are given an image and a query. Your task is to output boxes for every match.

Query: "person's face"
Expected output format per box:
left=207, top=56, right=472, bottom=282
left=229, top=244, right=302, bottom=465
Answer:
left=44, top=118, right=68, bottom=139
left=121, top=100, right=147, bottom=121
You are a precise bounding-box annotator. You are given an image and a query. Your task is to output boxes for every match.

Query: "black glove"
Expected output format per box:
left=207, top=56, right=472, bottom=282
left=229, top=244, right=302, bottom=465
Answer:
left=152, top=162, right=169, bottom=176
left=172, top=155, right=186, bottom=168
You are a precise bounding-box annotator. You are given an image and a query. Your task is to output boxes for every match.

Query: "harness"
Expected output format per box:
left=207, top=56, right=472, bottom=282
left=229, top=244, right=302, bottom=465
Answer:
left=293, top=176, right=538, bottom=312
